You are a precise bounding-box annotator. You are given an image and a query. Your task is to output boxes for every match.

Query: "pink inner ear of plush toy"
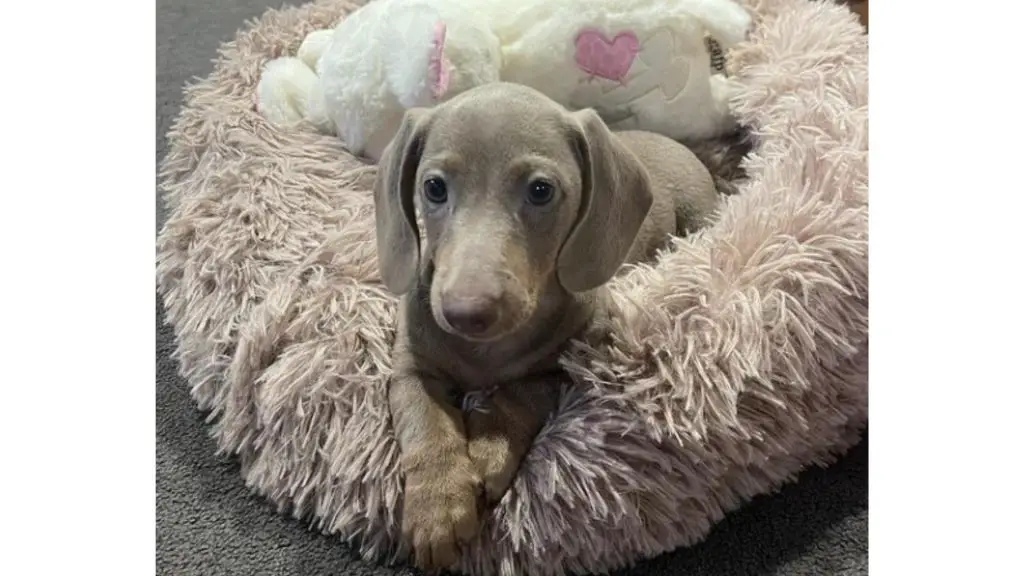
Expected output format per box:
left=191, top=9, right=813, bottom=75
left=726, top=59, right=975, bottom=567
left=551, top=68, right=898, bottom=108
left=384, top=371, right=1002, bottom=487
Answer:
left=428, top=21, right=451, bottom=100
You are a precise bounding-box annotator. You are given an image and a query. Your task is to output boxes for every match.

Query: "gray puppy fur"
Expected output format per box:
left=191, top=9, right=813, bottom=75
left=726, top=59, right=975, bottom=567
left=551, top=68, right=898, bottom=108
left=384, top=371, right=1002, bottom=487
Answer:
left=373, top=82, right=720, bottom=570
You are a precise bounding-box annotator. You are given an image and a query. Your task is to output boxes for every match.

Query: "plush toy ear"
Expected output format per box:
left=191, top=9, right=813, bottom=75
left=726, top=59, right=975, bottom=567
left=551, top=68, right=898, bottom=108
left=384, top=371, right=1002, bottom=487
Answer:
left=557, top=109, right=654, bottom=293
left=381, top=6, right=452, bottom=108
left=374, top=108, right=431, bottom=294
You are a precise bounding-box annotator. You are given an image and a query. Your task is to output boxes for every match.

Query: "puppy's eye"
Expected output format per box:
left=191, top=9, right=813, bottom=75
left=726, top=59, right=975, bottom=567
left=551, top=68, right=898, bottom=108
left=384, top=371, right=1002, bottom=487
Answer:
left=526, top=180, right=555, bottom=206
left=423, top=177, right=448, bottom=204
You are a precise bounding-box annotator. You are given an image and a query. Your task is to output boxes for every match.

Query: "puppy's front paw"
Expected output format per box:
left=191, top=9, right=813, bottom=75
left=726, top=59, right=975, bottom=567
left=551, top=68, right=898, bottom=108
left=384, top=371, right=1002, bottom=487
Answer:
left=401, top=459, right=482, bottom=570
left=467, top=432, right=518, bottom=505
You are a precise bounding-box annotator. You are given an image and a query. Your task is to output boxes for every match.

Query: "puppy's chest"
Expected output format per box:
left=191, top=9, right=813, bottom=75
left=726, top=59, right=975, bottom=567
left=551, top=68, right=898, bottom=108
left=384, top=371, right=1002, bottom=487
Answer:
left=431, top=338, right=559, bottom=392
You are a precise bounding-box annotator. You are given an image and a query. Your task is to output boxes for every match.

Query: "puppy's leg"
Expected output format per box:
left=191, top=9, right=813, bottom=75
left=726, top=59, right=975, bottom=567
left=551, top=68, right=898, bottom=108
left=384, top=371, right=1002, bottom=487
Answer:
left=390, top=370, right=481, bottom=570
left=466, top=379, right=560, bottom=504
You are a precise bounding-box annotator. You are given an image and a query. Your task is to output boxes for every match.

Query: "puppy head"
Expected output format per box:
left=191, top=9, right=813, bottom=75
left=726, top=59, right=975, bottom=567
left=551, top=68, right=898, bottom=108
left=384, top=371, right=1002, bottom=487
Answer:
left=374, top=83, right=653, bottom=342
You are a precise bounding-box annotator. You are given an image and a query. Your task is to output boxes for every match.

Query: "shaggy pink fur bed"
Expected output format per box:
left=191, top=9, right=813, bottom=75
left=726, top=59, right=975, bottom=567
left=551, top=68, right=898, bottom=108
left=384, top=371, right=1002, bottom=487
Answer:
left=156, top=0, right=868, bottom=574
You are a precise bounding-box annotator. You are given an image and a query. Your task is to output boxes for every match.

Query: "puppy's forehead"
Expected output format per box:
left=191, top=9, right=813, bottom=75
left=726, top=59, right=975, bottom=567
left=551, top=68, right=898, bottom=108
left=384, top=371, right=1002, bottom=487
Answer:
left=423, top=86, right=572, bottom=161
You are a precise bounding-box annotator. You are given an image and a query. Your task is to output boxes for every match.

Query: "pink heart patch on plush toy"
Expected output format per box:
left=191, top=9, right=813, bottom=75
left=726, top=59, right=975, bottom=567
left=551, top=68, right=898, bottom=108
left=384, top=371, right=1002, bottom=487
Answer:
left=574, top=28, right=640, bottom=83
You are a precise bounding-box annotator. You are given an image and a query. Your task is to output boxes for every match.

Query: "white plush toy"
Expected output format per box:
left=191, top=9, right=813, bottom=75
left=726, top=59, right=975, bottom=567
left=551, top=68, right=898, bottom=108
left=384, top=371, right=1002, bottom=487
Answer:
left=257, top=0, right=752, bottom=161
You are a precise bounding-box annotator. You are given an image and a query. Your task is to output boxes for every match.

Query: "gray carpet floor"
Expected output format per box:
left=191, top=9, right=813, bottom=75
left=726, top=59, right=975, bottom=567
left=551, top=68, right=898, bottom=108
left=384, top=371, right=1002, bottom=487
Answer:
left=155, top=1, right=869, bottom=574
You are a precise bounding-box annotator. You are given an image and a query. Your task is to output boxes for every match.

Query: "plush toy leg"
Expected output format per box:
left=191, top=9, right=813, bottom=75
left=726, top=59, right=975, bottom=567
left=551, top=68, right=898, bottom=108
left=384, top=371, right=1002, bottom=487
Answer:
left=256, top=27, right=339, bottom=135
left=305, top=80, right=337, bottom=136
left=256, top=57, right=320, bottom=126
left=297, top=29, right=334, bottom=73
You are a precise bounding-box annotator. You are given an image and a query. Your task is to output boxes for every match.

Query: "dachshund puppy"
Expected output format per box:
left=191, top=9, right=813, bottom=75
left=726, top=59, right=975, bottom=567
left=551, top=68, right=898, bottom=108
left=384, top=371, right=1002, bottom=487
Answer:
left=373, top=82, right=720, bottom=570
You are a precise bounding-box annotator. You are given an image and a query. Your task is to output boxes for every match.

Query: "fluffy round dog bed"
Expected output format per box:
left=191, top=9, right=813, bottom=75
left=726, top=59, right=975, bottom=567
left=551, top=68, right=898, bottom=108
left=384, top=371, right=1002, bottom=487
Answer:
left=156, top=0, right=868, bottom=574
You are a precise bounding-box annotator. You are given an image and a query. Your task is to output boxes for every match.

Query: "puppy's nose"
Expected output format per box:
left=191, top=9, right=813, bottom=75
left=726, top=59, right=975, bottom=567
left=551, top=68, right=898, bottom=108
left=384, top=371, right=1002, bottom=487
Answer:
left=441, top=293, right=500, bottom=336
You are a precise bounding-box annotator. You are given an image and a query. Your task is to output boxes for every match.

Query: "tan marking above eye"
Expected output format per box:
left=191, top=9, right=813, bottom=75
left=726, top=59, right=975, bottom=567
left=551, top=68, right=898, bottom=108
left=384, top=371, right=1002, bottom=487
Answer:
left=505, top=157, right=564, bottom=191
left=420, top=152, right=466, bottom=176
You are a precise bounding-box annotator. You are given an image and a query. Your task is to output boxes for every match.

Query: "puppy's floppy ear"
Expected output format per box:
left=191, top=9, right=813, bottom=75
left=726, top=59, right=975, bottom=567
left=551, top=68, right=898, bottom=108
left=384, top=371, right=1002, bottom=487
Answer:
left=557, top=108, right=654, bottom=293
left=374, top=108, right=430, bottom=294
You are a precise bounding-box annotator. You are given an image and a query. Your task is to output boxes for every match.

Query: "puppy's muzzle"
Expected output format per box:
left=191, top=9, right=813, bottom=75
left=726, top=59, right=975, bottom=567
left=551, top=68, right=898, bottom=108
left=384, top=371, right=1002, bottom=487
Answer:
left=440, top=289, right=502, bottom=337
